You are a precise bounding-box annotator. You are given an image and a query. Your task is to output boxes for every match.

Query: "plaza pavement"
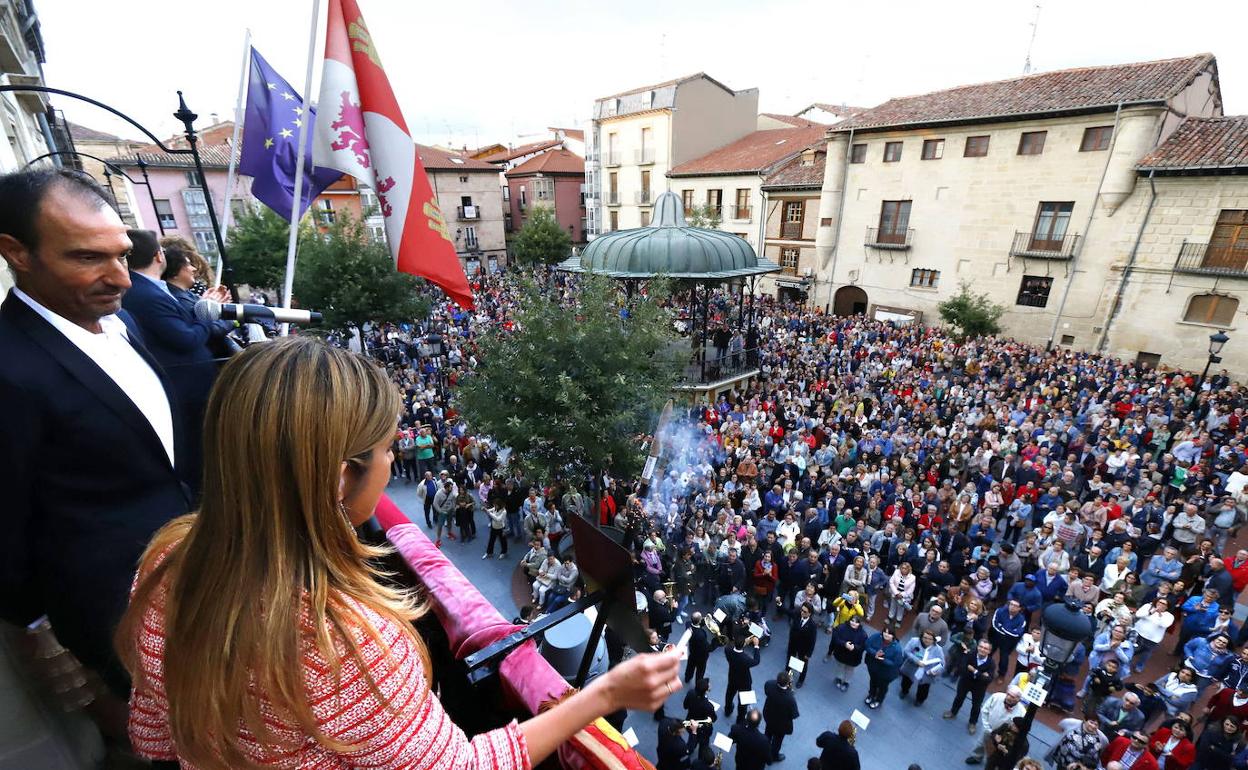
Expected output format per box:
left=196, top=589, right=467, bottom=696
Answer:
left=384, top=479, right=1062, bottom=769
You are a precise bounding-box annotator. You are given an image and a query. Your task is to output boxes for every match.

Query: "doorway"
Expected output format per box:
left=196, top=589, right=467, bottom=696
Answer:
left=833, top=285, right=869, bottom=316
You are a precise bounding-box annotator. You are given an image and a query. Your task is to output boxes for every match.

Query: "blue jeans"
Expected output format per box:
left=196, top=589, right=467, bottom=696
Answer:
left=507, top=510, right=523, bottom=539
left=676, top=594, right=691, bottom=618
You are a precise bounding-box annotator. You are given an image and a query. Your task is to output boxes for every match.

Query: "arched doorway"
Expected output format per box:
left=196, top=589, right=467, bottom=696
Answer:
left=833, top=285, right=868, bottom=316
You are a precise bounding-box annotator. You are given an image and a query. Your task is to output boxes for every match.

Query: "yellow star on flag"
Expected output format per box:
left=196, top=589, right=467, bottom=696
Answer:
left=281, top=91, right=295, bottom=101
left=279, top=128, right=293, bottom=138
left=266, top=82, right=276, bottom=90
left=293, top=118, right=302, bottom=128
left=264, top=137, right=274, bottom=149
left=293, top=106, right=304, bottom=116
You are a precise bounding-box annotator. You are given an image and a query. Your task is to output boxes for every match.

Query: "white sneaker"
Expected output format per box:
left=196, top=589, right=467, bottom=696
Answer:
left=481, top=554, right=489, bottom=560
left=498, top=553, right=506, bottom=560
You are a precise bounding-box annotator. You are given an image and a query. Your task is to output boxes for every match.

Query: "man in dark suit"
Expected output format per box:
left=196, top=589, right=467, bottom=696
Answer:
left=121, top=228, right=231, bottom=495
left=762, top=671, right=800, bottom=762
left=682, top=676, right=716, bottom=753
left=724, top=633, right=761, bottom=721
left=0, top=169, right=191, bottom=697
left=685, top=612, right=716, bottom=684
left=944, top=638, right=996, bottom=733
left=727, top=708, right=771, bottom=770
left=786, top=601, right=818, bottom=688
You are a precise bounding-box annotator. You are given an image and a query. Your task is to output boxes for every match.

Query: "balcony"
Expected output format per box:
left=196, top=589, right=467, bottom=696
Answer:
left=635, top=189, right=652, bottom=205
left=604, top=152, right=622, bottom=167
left=456, top=205, right=480, bottom=220
left=865, top=226, right=913, bottom=250
left=634, top=148, right=656, bottom=165
left=781, top=221, right=804, bottom=239
left=730, top=205, right=752, bottom=221
left=1173, top=241, right=1248, bottom=278
left=1009, top=230, right=1080, bottom=259
left=605, top=192, right=621, bottom=206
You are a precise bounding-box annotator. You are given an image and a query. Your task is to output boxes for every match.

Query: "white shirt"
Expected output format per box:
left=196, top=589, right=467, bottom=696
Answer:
left=14, top=287, right=175, bottom=465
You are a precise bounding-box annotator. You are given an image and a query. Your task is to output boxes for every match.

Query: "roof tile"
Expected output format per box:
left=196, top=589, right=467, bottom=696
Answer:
left=836, top=54, right=1215, bottom=131
left=762, top=150, right=826, bottom=190
left=1138, top=116, right=1248, bottom=172
left=505, top=148, right=584, bottom=177
left=668, top=126, right=828, bottom=177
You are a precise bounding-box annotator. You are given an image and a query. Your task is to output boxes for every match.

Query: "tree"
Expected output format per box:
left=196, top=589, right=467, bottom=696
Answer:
left=225, top=207, right=295, bottom=289
left=685, top=203, right=722, bottom=230
left=938, top=281, right=1005, bottom=340
left=292, top=212, right=430, bottom=330
left=512, top=205, right=572, bottom=266
left=455, top=273, right=679, bottom=483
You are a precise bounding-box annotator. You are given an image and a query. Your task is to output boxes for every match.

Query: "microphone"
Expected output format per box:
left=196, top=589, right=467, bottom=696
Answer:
left=194, top=299, right=323, bottom=325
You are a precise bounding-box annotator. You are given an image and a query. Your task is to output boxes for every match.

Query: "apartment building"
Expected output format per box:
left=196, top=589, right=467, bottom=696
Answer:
left=419, top=144, right=507, bottom=274
left=760, top=145, right=826, bottom=302
left=666, top=123, right=826, bottom=254
left=587, top=73, right=758, bottom=236
left=67, top=123, right=147, bottom=226
left=505, top=147, right=587, bottom=244
left=1096, top=116, right=1248, bottom=375
left=812, top=54, right=1222, bottom=349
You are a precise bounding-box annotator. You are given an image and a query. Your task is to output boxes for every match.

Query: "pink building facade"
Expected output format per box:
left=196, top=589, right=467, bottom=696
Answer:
left=504, top=148, right=586, bottom=244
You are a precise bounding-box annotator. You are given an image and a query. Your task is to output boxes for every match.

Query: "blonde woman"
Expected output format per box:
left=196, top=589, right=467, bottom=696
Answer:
left=117, top=338, right=678, bottom=769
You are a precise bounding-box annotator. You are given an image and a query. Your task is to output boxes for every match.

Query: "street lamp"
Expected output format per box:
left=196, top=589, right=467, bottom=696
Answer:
left=1190, top=330, right=1230, bottom=410
left=1007, top=600, right=1094, bottom=768
left=423, top=332, right=447, bottom=392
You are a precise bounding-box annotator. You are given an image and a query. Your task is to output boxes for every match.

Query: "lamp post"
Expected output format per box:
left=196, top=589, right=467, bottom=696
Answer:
left=423, top=332, right=446, bottom=393
left=1190, top=330, right=1230, bottom=411
left=1007, top=600, right=1094, bottom=769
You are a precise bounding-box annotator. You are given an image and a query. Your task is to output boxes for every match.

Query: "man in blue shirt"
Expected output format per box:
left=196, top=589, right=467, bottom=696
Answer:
left=1141, top=546, right=1184, bottom=587
left=988, top=599, right=1028, bottom=677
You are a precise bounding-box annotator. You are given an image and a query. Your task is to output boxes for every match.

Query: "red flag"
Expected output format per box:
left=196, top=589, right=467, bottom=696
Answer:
left=312, top=0, right=474, bottom=309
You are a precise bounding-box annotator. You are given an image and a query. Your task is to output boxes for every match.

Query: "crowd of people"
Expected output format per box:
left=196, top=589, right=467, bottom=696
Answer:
left=353, top=266, right=1248, bottom=770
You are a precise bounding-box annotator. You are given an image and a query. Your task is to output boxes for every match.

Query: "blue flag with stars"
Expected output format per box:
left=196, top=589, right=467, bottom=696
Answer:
left=239, top=47, right=341, bottom=220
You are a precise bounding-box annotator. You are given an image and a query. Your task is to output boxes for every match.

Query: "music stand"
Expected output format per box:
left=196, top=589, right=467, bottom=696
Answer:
left=464, top=511, right=646, bottom=688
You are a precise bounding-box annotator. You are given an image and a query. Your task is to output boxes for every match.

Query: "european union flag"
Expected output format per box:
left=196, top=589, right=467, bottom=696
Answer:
left=239, top=47, right=341, bottom=220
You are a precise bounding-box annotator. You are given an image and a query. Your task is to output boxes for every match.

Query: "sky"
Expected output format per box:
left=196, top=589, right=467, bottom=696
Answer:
left=37, top=0, right=1248, bottom=149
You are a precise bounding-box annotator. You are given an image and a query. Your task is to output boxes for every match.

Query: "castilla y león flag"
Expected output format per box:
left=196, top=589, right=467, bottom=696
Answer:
left=312, top=0, right=474, bottom=309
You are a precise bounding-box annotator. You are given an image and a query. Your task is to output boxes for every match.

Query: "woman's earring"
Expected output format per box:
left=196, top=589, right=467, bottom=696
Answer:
left=339, top=501, right=351, bottom=521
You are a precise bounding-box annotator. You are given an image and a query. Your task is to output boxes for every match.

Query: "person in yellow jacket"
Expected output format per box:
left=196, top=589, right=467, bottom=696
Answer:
left=828, top=589, right=866, bottom=630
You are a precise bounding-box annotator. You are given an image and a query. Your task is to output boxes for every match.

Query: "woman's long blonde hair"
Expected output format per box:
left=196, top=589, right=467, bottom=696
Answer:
left=117, top=337, right=425, bottom=769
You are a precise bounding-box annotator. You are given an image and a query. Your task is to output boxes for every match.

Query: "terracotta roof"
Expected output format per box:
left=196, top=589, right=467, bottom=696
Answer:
left=480, top=139, right=562, bottom=163
left=416, top=144, right=498, bottom=171
left=808, top=102, right=869, bottom=116
left=117, top=145, right=234, bottom=169
left=505, top=148, right=585, bottom=177
left=835, top=54, right=1216, bottom=132
left=760, top=113, right=824, bottom=128
left=597, top=72, right=736, bottom=101
left=668, top=126, right=828, bottom=177
left=549, top=127, right=585, bottom=141
left=762, top=149, right=826, bottom=190
left=69, top=122, right=125, bottom=142
left=1137, top=116, right=1248, bottom=173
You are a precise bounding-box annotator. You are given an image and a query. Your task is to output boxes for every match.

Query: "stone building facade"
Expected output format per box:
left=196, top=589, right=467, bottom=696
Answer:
left=809, top=54, right=1232, bottom=371
left=420, top=144, right=508, bottom=274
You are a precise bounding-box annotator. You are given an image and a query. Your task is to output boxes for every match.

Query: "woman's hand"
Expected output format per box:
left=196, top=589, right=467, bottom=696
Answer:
left=594, top=650, right=682, bottom=712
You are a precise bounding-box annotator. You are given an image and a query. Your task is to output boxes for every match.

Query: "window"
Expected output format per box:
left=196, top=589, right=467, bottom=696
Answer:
left=1080, top=126, right=1114, bottom=152
left=1136, top=352, right=1162, bottom=369
left=519, top=185, right=527, bottom=208
left=735, top=188, right=750, bottom=219
left=533, top=178, right=553, bottom=201
left=1016, top=275, right=1054, bottom=307
left=580, top=184, right=587, bottom=207
left=1207, top=210, right=1248, bottom=270
left=1017, top=131, right=1047, bottom=155
left=1030, top=201, right=1074, bottom=250
left=502, top=185, right=510, bottom=202
left=780, top=247, right=800, bottom=274
left=850, top=143, right=867, bottom=163
left=640, top=170, right=651, bottom=202
left=607, top=132, right=618, bottom=164
left=608, top=172, right=618, bottom=198
left=706, top=189, right=722, bottom=215
left=361, top=189, right=379, bottom=212
left=964, top=135, right=990, bottom=157
left=883, top=141, right=903, bottom=162
left=459, top=175, right=469, bottom=183
left=463, top=225, right=478, bottom=250
left=921, top=139, right=944, bottom=160
left=910, top=268, right=940, bottom=288
left=192, top=230, right=217, bottom=256
left=609, top=210, right=619, bottom=231
left=154, top=199, right=177, bottom=230
left=181, top=189, right=211, bottom=229
left=1060, top=334, right=1076, bottom=345
left=640, top=211, right=650, bottom=227
left=877, top=200, right=912, bottom=244
left=785, top=201, right=804, bottom=222
left=316, top=198, right=335, bottom=225
left=230, top=199, right=250, bottom=222
left=821, top=218, right=832, bottom=227
left=184, top=170, right=202, bottom=188
left=370, top=225, right=386, bottom=243
left=681, top=189, right=694, bottom=215
left=782, top=200, right=804, bottom=238
left=1184, top=293, right=1239, bottom=326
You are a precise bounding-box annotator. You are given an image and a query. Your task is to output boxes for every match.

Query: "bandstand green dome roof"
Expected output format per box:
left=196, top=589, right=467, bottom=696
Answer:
left=558, top=191, right=780, bottom=280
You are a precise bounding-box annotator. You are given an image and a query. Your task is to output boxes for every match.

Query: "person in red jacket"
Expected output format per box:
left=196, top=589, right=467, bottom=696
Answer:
left=1206, top=686, right=1248, bottom=736
left=1148, top=721, right=1196, bottom=770
left=1102, top=731, right=1161, bottom=770
left=1228, top=549, right=1248, bottom=594
left=752, top=550, right=780, bottom=606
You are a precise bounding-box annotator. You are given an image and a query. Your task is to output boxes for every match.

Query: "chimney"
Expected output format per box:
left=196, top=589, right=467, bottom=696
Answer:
left=210, top=112, right=220, bottom=125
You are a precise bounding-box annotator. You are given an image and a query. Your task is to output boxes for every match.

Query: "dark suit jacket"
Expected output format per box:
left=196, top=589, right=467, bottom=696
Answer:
left=787, top=616, right=818, bottom=659
left=0, top=293, right=190, bottom=694
left=728, top=723, right=771, bottom=770
left=725, top=644, right=761, bottom=690
left=762, top=680, right=799, bottom=735
left=122, top=273, right=224, bottom=491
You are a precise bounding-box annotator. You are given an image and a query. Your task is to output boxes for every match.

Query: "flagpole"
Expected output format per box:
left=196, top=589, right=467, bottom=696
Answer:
left=279, top=0, right=322, bottom=335
left=215, top=27, right=252, bottom=288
